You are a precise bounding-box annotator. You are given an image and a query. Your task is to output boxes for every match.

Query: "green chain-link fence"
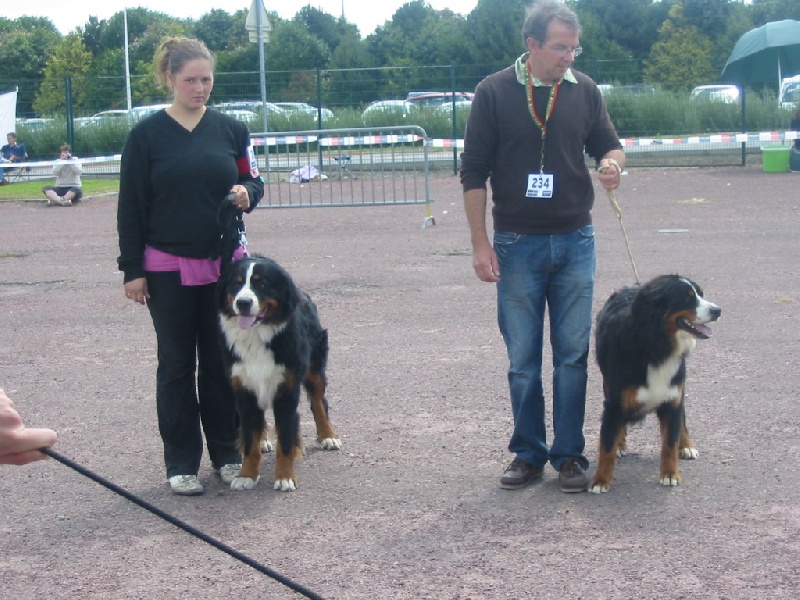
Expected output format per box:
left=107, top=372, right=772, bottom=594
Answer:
left=3, top=60, right=796, bottom=166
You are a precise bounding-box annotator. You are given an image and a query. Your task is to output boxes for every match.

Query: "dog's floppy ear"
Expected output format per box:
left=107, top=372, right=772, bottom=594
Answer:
left=259, top=259, right=300, bottom=318
left=631, top=276, right=675, bottom=356
left=278, top=271, right=300, bottom=316
left=217, top=257, right=246, bottom=307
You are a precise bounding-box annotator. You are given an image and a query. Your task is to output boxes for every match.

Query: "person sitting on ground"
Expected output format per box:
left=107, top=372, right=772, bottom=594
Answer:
left=1, top=132, right=28, bottom=185
left=42, top=144, right=83, bottom=207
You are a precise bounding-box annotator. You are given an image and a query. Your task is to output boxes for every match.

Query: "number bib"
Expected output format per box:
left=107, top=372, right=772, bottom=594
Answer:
left=526, top=173, right=554, bottom=199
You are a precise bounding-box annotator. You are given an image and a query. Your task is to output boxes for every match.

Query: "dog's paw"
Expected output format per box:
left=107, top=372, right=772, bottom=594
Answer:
left=319, top=437, right=342, bottom=450
left=680, top=447, right=699, bottom=460
left=659, top=474, right=680, bottom=486
left=230, top=476, right=259, bottom=490
left=260, top=439, right=274, bottom=453
left=273, top=478, right=297, bottom=492
left=615, top=447, right=627, bottom=458
left=588, top=480, right=611, bottom=494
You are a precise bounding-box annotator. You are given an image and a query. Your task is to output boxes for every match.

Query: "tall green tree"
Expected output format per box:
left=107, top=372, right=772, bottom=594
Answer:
left=645, top=4, right=716, bottom=91
left=367, top=1, right=438, bottom=67
left=265, top=20, right=331, bottom=71
left=327, top=35, right=379, bottom=106
left=296, top=6, right=359, bottom=54
left=749, top=0, right=800, bottom=24
left=191, top=9, right=248, bottom=52
left=465, top=0, right=529, bottom=65
left=412, top=10, right=470, bottom=65
left=682, top=0, right=734, bottom=38
left=80, top=17, right=104, bottom=57
left=366, top=1, right=470, bottom=67
left=33, top=33, right=93, bottom=114
left=0, top=17, right=60, bottom=83
left=573, top=0, right=673, bottom=59
left=0, top=17, right=61, bottom=116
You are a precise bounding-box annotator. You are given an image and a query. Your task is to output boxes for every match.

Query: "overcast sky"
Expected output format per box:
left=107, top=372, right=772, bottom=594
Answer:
left=4, top=1, right=480, bottom=39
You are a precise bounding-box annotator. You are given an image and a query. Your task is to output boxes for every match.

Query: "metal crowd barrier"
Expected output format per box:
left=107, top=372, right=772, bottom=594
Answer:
left=250, top=125, right=435, bottom=228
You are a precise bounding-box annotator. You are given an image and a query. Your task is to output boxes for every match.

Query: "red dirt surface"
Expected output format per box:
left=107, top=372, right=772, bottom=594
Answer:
left=1, top=167, right=798, bottom=599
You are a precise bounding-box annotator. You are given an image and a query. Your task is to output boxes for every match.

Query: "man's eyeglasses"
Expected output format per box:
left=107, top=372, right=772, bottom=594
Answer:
left=547, top=44, right=583, bottom=57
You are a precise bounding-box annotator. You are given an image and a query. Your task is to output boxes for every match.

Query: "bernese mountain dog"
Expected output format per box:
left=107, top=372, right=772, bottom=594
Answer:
left=589, top=274, right=721, bottom=493
left=217, top=255, right=341, bottom=491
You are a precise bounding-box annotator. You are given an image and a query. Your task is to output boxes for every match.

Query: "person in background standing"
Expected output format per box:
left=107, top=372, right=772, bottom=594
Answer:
left=460, top=0, right=625, bottom=493
left=117, top=37, right=264, bottom=496
left=42, top=144, right=83, bottom=206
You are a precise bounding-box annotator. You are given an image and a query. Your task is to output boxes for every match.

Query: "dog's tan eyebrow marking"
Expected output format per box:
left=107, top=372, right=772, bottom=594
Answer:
left=680, top=278, right=698, bottom=297
left=252, top=274, right=261, bottom=281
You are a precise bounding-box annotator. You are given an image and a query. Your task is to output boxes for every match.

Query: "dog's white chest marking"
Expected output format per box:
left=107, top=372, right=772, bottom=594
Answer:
left=636, top=337, right=694, bottom=411
left=637, top=357, right=682, bottom=411
left=221, top=319, right=286, bottom=412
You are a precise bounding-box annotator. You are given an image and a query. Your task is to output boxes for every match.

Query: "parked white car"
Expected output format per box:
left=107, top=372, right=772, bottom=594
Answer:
left=215, top=108, right=259, bottom=123
left=273, top=102, right=333, bottom=120
left=690, top=85, right=740, bottom=104
left=779, top=75, right=800, bottom=110
left=435, top=99, right=472, bottom=115
left=213, top=101, right=285, bottom=116
left=362, top=100, right=414, bottom=119
left=92, top=109, right=130, bottom=120
left=129, top=103, right=172, bottom=120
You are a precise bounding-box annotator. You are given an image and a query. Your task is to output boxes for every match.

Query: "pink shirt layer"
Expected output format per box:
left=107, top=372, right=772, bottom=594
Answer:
left=144, top=245, right=248, bottom=286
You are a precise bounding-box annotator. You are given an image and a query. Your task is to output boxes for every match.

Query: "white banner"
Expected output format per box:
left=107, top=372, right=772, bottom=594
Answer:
left=0, top=88, right=17, bottom=138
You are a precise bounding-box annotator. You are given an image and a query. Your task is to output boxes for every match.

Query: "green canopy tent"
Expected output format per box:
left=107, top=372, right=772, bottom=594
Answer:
left=721, top=19, right=800, bottom=88
left=720, top=20, right=800, bottom=166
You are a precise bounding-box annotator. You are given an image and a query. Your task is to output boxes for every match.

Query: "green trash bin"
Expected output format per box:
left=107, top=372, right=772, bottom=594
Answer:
left=760, top=145, right=791, bottom=172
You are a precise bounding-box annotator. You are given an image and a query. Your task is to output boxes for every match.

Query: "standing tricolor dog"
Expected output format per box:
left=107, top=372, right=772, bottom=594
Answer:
left=589, top=275, right=721, bottom=493
left=217, top=255, right=341, bottom=491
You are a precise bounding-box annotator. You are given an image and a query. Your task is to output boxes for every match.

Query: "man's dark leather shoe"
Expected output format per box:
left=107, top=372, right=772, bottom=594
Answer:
left=500, top=457, right=543, bottom=489
left=558, top=458, right=588, bottom=493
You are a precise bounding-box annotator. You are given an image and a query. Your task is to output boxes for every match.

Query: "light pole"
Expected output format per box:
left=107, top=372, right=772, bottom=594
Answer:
left=245, top=0, right=272, bottom=172
left=245, top=0, right=272, bottom=135
left=124, top=8, right=132, bottom=111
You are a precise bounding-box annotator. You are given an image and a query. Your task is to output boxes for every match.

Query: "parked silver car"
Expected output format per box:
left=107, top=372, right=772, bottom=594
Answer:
left=213, top=101, right=286, bottom=116
left=273, top=102, right=333, bottom=120
left=361, top=100, right=415, bottom=120
left=690, top=85, right=740, bottom=104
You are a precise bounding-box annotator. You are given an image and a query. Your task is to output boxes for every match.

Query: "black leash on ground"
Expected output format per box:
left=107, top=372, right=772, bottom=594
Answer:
left=41, top=448, right=327, bottom=600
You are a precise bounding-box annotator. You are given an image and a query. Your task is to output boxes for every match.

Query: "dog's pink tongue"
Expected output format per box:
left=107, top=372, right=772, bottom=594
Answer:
left=238, top=315, right=257, bottom=329
left=696, top=323, right=713, bottom=337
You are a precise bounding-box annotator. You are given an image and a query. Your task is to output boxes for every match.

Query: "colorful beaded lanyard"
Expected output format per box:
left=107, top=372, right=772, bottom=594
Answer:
left=526, top=62, right=560, bottom=173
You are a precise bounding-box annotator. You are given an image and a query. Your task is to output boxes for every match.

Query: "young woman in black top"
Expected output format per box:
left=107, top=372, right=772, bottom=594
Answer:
left=117, top=37, right=264, bottom=495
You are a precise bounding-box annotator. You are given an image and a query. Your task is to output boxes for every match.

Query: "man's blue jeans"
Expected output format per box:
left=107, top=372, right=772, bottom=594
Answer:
left=494, top=225, right=595, bottom=472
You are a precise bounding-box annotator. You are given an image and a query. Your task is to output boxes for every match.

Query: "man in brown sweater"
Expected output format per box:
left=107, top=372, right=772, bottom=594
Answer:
left=460, top=0, right=625, bottom=493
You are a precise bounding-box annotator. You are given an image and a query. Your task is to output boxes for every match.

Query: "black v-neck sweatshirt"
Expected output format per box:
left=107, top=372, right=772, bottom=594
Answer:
left=117, top=108, right=264, bottom=282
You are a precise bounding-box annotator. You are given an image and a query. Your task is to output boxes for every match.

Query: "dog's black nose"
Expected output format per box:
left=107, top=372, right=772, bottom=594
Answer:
left=236, top=297, right=253, bottom=313
left=710, top=306, right=721, bottom=320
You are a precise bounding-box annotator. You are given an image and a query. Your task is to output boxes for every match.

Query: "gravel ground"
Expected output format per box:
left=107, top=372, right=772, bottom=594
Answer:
left=1, top=167, right=798, bottom=599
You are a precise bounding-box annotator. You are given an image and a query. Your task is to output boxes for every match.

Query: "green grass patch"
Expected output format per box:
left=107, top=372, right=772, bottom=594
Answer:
left=0, top=179, right=119, bottom=201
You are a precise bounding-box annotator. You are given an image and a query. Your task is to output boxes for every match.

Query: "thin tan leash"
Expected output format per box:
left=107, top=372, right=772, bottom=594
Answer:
left=599, top=164, right=640, bottom=285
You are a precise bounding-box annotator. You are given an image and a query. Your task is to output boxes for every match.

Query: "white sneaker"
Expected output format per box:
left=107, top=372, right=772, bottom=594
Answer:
left=217, top=463, right=242, bottom=484
left=168, top=475, right=204, bottom=496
